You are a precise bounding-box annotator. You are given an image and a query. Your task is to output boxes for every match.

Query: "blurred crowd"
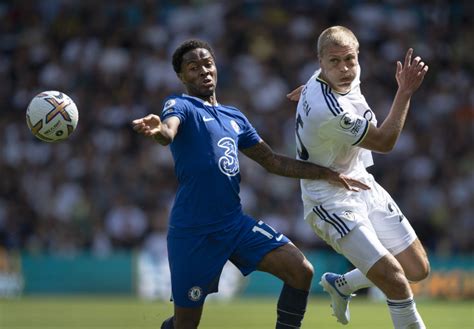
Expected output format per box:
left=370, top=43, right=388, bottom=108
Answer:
left=0, top=0, right=472, bottom=258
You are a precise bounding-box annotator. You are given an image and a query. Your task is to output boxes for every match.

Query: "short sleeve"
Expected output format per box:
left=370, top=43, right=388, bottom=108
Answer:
left=160, top=97, right=186, bottom=123
left=237, top=115, right=262, bottom=149
left=320, top=112, right=369, bottom=146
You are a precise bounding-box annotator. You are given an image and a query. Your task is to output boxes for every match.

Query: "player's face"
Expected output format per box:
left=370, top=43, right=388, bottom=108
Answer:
left=319, top=44, right=358, bottom=93
left=179, top=48, right=217, bottom=99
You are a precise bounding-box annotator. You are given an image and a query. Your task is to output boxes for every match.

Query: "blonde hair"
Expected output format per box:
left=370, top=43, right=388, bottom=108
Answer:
left=317, top=26, right=359, bottom=58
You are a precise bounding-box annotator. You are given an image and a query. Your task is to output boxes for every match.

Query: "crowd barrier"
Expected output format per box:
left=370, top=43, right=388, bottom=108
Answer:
left=1, top=249, right=472, bottom=299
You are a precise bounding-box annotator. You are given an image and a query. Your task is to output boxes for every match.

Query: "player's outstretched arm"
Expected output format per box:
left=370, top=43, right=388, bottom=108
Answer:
left=241, top=140, right=369, bottom=191
left=132, top=114, right=180, bottom=146
left=358, top=48, right=428, bottom=153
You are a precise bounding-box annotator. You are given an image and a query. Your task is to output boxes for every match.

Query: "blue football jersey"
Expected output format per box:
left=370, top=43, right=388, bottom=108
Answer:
left=160, top=94, right=261, bottom=236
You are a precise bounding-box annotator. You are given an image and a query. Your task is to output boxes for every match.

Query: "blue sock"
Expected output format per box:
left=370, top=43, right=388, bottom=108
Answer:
left=161, top=316, right=174, bottom=329
left=276, top=284, right=309, bottom=329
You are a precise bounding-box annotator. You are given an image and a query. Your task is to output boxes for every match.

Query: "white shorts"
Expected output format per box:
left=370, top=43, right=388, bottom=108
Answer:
left=304, top=174, right=417, bottom=273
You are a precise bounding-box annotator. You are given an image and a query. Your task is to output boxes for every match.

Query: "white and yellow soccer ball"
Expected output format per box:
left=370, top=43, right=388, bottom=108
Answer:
left=26, top=91, right=79, bottom=142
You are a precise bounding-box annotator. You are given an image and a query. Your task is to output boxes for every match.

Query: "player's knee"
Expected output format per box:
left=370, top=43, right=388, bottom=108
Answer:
left=293, top=258, right=314, bottom=285
left=301, top=258, right=314, bottom=282
left=406, top=260, right=430, bottom=282
left=282, top=257, right=313, bottom=290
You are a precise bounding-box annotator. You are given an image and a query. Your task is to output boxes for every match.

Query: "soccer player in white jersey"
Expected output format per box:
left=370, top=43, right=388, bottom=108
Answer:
left=290, top=26, right=430, bottom=329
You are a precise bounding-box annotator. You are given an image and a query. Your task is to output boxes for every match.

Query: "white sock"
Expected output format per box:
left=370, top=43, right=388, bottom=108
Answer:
left=387, top=297, right=426, bottom=329
left=344, top=268, right=374, bottom=292
left=335, top=268, right=373, bottom=295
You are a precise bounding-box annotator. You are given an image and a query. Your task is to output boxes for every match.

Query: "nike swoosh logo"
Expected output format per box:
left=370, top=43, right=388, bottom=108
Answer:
left=203, top=116, right=215, bottom=122
left=275, top=234, right=284, bottom=241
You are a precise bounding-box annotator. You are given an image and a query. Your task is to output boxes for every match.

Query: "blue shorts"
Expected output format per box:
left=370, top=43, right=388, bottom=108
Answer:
left=167, top=214, right=290, bottom=307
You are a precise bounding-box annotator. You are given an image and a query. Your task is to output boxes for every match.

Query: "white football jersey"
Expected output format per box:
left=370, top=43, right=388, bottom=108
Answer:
left=296, top=66, right=377, bottom=196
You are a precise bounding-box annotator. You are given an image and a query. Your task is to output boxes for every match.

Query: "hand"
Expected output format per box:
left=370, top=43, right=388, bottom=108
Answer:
left=395, top=48, right=429, bottom=96
left=328, top=172, right=370, bottom=192
left=286, top=85, right=304, bottom=102
left=132, top=114, right=162, bottom=137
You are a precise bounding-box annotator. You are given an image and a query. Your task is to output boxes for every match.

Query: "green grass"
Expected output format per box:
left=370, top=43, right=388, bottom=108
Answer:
left=0, top=296, right=472, bottom=328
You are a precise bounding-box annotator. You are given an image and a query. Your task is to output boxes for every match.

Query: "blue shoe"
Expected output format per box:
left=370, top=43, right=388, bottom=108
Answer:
left=320, top=272, right=353, bottom=325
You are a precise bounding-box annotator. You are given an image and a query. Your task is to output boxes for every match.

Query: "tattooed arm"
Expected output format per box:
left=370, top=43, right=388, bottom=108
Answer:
left=240, top=140, right=369, bottom=191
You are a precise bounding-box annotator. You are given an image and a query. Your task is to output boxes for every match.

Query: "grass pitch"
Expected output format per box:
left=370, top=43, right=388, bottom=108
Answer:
left=0, top=296, right=472, bottom=328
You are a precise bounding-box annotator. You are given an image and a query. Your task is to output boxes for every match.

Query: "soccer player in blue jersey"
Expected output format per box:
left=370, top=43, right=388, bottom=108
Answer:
left=132, top=39, right=368, bottom=329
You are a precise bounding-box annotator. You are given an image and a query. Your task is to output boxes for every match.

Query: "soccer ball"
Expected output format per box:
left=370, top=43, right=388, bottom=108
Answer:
left=26, top=90, right=79, bottom=142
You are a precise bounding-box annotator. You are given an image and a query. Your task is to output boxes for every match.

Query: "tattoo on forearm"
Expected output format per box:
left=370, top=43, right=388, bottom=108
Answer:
left=242, top=141, right=325, bottom=179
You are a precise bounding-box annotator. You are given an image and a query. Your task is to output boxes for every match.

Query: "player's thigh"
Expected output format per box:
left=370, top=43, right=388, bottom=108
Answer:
left=257, top=242, right=313, bottom=290
left=369, top=186, right=418, bottom=255
left=337, top=224, right=389, bottom=275
left=174, top=304, right=203, bottom=329
left=394, top=238, right=430, bottom=282
left=229, top=217, right=289, bottom=274
left=228, top=216, right=314, bottom=289
left=167, top=234, right=229, bottom=308
left=304, top=199, right=369, bottom=255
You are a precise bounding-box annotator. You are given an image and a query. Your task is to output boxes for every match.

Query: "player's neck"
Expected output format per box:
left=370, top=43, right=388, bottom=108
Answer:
left=190, top=93, right=218, bottom=106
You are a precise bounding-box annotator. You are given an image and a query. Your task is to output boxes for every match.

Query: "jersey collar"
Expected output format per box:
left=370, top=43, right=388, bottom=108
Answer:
left=315, top=75, right=351, bottom=96
left=314, top=67, right=361, bottom=96
left=182, top=93, right=219, bottom=106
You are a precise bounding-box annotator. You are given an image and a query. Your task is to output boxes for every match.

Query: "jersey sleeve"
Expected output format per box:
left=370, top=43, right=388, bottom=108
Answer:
left=319, top=112, right=369, bottom=146
left=237, top=114, right=262, bottom=149
left=160, top=97, right=186, bottom=123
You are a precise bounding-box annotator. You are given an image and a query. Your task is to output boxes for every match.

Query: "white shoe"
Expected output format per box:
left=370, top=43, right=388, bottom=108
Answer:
left=320, top=272, right=353, bottom=325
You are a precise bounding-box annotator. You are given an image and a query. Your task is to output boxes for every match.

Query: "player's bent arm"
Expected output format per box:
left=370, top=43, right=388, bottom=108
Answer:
left=358, top=89, right=412, bottom=153
left=359, top=49, right=428, bottom=153
left=152, top=116, right=180, bottom=146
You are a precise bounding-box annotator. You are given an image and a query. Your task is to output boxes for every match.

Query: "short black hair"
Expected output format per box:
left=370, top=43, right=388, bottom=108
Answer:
left=172, top=39, right=216, bottom=74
